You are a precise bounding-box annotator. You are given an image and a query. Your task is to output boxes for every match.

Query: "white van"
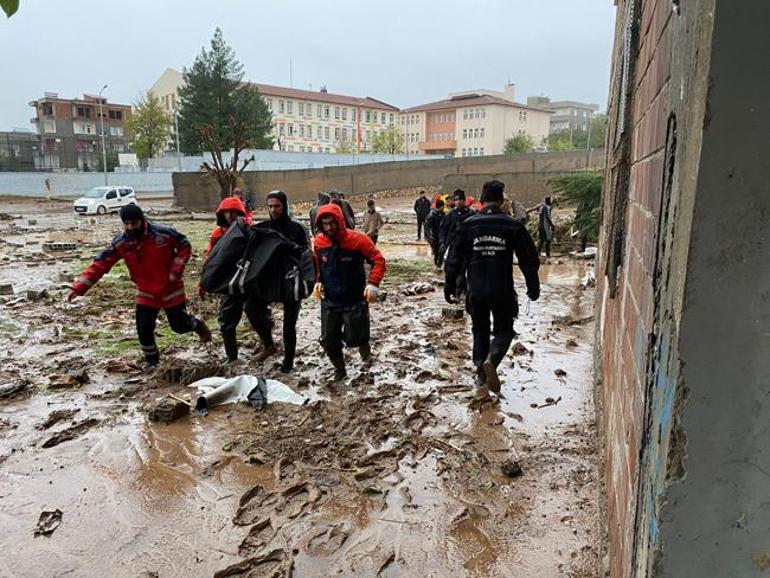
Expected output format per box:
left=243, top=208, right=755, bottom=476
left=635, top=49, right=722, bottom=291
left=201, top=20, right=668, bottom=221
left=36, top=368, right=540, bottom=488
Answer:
left=73, top=186, right=136, bottom=215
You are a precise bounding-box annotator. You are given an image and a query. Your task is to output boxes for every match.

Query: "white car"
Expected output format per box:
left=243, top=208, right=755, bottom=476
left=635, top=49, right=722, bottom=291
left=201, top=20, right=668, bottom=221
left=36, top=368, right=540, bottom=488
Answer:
left=73, top=186, right=136, bottom=215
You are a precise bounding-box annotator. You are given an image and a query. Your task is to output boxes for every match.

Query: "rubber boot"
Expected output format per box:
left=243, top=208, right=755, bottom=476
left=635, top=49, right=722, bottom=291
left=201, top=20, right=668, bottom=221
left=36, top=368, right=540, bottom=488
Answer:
left=482, top=357, right=501, bottom=393
left=359, top=343, right=371, bottom=363
left=254, top=342, right=277, bottom=363
left=222, top=331, right=239, bottom=363
left=195, top=318, right=212, bottom=343
left=330, top=355, right=347, bottom=381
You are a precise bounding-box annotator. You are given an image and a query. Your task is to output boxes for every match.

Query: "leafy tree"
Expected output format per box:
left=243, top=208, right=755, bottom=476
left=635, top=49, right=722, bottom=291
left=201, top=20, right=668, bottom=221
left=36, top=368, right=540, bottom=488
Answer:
left=371, top=126, right=404, bottom=154
left=335, top=139, right=354, bottom=154
left=504, top=133, right=535, bottom=154
left=1, top=0, right=18, bottom=17
left=549, top=137, right=576, bottom=151
left=546, top=172, right=603, bottom=243
left=177, top=27, right=273, bottom=153
left=127, top=92, right=172, bottom=160
left=547, top=113, right=608, bottom=151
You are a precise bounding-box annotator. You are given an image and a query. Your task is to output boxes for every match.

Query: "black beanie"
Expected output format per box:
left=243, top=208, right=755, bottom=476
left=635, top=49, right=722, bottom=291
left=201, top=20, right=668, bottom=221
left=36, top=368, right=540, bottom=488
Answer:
left=119, top=204, right=144, bottom=222
left=480, top=180, right=505, bottom=203
left=453, top=188, right=466, bottom=201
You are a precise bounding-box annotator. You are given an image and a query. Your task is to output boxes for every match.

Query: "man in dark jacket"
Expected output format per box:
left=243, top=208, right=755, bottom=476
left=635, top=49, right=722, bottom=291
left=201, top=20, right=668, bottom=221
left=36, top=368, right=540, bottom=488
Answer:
left=413, top=190, right=431, bottom=240
left=331, top=191, right=356, bottom=229
left=254, top=190, right=310, bottom=372
left=425, top=199, right=446, bottom=267
left=440, top=189, right=474, bottom=295
left=68, top=204, right=211, bottom=367
left=309, top=192, right=331, bottom=236
left=313, top=204, right=386, bottom=381
left=537, top=196, right=554, bottom=258
left=444, top=180, right=540, bottom=392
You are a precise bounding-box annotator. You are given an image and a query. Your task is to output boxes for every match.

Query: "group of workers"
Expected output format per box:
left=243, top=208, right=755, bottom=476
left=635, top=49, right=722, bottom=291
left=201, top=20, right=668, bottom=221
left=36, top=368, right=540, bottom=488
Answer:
left=69, top=179, right=545, bottom=393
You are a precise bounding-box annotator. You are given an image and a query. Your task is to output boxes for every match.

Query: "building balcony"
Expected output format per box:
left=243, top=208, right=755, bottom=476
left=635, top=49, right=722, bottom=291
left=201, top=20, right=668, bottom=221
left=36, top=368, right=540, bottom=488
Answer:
left=419, top=139, right=456, bottom=152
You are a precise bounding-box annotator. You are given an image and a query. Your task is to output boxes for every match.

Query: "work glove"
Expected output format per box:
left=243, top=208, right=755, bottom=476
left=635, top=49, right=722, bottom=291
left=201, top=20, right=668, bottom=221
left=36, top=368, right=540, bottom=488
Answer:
left=527, top=287, right=540, bottom=302
left=363, top=284, right=379, bottom=303
left=444, top=286, right=456, bottom=304
left=314, top=282, right=324, bottom=301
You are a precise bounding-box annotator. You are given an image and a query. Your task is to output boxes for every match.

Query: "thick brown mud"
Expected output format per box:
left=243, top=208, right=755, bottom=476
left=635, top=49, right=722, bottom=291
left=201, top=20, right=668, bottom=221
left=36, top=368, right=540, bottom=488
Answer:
left=0, top=198, right=600, bottom=577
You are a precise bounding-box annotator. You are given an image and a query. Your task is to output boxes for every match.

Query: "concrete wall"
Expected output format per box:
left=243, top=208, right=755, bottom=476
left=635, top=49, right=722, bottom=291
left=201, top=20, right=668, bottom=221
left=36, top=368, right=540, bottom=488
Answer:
left=596, top=1, right=770, bottom=576
left=172, top=149, right=604, bottom=210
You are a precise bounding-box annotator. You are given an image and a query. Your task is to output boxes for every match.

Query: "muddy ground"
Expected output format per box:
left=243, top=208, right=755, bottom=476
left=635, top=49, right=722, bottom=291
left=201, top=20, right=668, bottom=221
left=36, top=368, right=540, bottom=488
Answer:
left=0, top=195, right=601, bottom=577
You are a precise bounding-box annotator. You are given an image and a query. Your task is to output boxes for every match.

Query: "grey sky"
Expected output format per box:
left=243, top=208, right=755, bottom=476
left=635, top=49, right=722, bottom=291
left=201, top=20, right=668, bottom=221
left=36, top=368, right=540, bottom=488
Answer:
left=0, top=0, right=616, bottom=130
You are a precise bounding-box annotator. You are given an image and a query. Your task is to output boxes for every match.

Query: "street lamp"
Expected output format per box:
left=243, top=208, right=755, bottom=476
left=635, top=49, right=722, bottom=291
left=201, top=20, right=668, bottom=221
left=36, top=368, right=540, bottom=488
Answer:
left=98, top=84, right=108, bottom=185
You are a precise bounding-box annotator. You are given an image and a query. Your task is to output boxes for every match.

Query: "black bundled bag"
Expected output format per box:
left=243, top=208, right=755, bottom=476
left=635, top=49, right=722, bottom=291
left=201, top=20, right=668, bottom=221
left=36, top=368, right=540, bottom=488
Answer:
left=201, top=218, right=315, bottom=302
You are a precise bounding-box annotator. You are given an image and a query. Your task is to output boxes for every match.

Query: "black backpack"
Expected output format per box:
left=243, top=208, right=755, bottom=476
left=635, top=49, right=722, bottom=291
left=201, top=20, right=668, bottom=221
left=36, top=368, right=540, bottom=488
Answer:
left=201, top=218, right=315, bottom=302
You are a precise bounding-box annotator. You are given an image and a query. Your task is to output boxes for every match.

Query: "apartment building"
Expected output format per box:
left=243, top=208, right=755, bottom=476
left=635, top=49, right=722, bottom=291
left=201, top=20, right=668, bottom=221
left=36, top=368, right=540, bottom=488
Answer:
left=526, top=96, right=599, bottom=133
left=149, top=69, right=399, bottom=153
left=399, top=84, right=552, bottom=157
left=29, top=92, right=132, bottom=170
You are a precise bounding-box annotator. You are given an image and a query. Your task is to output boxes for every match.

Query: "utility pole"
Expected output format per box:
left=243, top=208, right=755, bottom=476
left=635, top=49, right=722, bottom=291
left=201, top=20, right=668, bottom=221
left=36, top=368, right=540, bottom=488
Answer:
left=98, top=84, right=108, bottom=185
left=174, top=105, right=182, bottom=171
left=585, top=112, right=593, bottom=169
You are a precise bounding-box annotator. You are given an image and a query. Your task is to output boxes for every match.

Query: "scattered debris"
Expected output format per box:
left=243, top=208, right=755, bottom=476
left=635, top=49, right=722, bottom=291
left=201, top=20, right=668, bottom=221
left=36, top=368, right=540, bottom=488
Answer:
left=42, top=241, right=77, bottom=252
left=36, top=408, right=81, bottom=430
left=501, top=459, right=524, bottom=478
left=0, top=381, right=27, bottom=399
left=214, top=549, right=293, bottom=578
left=538, top=396, right=563, bottom=409
left=0, top=283, right=13, bottom=295
left=566, top=339, right=579, bottom=348
left=147, top=397, right=189, bottom=423
left=41, top=418, right=100, bottom=448
left=48, top=369, right=89, bottom=389
left=441, top=307, right=464, bottom=320
left=555, top=368, right=567, bottom=377
left=25, top=288, right=48, bottom=302
left=511, top=342, right=532, bottom=356
left=34, top=509, right=63, bottom=536
left=552, top=314, right=594, bottom=326
left=400, top=282, right=435, bottom=296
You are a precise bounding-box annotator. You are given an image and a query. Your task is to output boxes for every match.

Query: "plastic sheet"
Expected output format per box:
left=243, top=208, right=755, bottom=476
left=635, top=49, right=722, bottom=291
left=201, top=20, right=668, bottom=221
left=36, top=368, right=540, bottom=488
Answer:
left=188, top=375, right=307, bottom=413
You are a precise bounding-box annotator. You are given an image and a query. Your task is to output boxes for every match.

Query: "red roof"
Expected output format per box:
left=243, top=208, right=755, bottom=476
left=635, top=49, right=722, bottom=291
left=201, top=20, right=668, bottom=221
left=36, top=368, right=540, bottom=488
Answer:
left=402, top=94, right=552, bottom=114
left=251, top=83, right=398, bottom=111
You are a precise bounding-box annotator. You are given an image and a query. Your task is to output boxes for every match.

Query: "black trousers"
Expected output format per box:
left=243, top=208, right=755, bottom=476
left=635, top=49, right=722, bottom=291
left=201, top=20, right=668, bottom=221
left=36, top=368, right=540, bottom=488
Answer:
left=320, top=301, right=370, bottom=360
left=429, top=239, right=443, bottom=267
left=253, top=299, right=302, bottom=364
left=538, top=226, right=552, bottom=257
left=136, top=303, right=198, bottom=364
left=416, top=216, right=426, bottom=240
left=468, top=298, right=516, bottom=376
left=218, top=294, right=262, bottom=361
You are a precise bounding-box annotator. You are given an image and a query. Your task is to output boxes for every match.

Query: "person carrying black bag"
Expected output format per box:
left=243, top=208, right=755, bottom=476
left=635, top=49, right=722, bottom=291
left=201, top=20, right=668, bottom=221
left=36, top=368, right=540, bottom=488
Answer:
left=444, top=180, right=541, bottom=393
left=252, top=191, right=310, bottom=373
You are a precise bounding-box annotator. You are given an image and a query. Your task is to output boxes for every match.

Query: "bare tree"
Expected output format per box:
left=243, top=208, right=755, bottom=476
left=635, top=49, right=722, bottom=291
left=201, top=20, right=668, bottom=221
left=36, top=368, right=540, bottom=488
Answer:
left=199, top=120, right=255, bottom=197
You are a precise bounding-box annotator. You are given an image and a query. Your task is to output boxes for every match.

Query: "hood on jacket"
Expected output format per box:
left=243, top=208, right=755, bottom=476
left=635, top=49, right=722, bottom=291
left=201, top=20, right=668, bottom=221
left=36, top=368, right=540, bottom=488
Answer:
left=216, top=196, right=246, bottom=227
left=315, top=203, right=348, bottom=237
left=266, top=190, right=291, bottom=221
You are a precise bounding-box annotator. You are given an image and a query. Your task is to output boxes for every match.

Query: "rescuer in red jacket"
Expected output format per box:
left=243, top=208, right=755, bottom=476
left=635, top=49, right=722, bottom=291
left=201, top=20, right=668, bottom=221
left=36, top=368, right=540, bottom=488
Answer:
left=313, top=204, right=386, bottom=381
left=68, top=204, right=211, bottom=366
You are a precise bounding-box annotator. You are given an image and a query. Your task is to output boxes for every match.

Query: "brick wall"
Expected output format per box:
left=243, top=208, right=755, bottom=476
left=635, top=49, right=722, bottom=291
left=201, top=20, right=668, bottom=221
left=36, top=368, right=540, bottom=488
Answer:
left=597, top=0, right=675, bottom=576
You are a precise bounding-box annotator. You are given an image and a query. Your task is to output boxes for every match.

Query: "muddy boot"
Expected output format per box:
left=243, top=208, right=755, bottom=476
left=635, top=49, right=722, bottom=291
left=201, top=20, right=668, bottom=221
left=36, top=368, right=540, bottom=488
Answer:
left=482, top=358, right=501, bottom=393
left=254, top=342, right=277, bottom=363
left=330, top=356, right=347, bottom=381
left=474, top=369, right=487, bottom=389
left=280, top=357, right=294, bottom=374
left=359, top=343, right=371, bottom=363
left=195, top=318, right=212, bottom=343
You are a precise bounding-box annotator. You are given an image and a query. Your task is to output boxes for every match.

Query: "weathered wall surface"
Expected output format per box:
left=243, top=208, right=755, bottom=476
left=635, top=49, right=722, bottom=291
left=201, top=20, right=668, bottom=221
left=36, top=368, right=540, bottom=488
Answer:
left=597, top=0, right=770, bottom=576
left=172, top=150, right=604, bottom=210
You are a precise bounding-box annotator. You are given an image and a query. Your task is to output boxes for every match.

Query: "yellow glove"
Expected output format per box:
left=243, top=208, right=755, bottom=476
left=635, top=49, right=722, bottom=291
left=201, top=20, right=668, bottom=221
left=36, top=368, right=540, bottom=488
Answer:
left=314, top=282, right=323, bottom=301
left=363, top=284, right=379, bottom=303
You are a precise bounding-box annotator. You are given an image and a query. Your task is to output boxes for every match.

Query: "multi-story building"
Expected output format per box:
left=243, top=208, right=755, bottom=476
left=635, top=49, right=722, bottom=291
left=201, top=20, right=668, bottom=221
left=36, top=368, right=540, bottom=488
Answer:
left=399, top=84, right=552, bottom=157
left=526, top=96, right=599, bottom=134
left=29, top=92, right=132, bottom=170
left=148, top=69, right=399, bottom=153
left=0, top=130, right=37, bottom=171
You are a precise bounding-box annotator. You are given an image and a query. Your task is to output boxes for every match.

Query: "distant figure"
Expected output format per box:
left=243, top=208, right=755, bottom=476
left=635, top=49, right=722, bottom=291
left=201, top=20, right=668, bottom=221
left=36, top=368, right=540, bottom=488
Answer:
left=330, top=191, right=356, bottom=229
left=362, top=199, right=385, bottom=244
left=425, top=199, right=446, bottom=268
left=309, top=192, right=331, bottom=236
left=511, top=200, right=528, bottom=224
left=537, top=196, right=554, bottom=258
left=232, top=188, right=254, bottom=215
left=413, top=191, right=431, bottom=241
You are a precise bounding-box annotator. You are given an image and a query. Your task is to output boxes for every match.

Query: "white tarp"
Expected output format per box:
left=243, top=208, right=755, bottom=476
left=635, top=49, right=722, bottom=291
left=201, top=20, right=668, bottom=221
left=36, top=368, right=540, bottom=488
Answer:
left=189, top=375, right=307, bottom=412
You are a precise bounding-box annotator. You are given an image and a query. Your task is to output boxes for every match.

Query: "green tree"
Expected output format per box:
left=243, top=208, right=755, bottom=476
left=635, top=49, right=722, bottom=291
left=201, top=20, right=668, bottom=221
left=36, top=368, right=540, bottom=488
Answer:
left=503, top=133, right=535, bottom=154
left=546, top=172, right=603, bottom=243
left=127, top=92, right=172, bottom=160
left=371, top=126, right=404, bottom=154
left=177, top=27, right=273, bottom=153
left=1, top=0, right=18, bottom=17
left=547, top=114, right=608, bottom=151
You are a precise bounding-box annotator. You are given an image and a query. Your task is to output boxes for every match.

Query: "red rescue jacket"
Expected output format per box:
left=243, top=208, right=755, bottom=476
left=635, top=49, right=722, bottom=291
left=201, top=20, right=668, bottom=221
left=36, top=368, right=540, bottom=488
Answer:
left=313, top=204, right=386, bottom=306
left=72, top=221, right=192, bottom=309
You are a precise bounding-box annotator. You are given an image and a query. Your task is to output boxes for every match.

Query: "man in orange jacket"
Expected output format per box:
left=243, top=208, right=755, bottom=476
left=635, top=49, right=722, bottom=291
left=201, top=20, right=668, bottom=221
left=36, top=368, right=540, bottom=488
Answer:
left=68, top=204, right=211, bottom=366
left=313, top=204, right=386, bottom=380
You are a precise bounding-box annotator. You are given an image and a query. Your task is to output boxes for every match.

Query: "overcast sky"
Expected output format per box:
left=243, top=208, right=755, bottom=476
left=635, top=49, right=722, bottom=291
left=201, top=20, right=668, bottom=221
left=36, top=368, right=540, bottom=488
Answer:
left=0, top=0, right=616, bottom=130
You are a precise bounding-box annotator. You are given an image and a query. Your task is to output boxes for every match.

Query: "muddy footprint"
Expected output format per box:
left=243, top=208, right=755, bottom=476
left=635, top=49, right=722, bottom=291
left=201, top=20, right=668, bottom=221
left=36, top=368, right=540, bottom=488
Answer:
left=233, top=485, right=281, bottom=526
left=303, top=523, right=350, bottom=557
left=238, top=518, right=277, bottom=557
left=214, top=548, right=293, bottom=578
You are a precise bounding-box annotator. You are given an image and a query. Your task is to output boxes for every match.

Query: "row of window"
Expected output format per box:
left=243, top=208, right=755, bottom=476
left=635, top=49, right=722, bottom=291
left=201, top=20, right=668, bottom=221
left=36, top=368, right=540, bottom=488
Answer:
left=401, top=114, right=421, bottom=126
left=518, top=111, right=528, bottom=122
left=461, top=147, right=484, bottom=157
left=462, top=127, right=485, bottom=140
left=268, top=98, right=394, bottom=125
left=427, top=132, right=453, bottom=142
left=429, top=112, right=455, bottom=124
left=276, top=123, right=383, bottom=143
left=406, top=132, right=422, bottom=143
left=463, top=108, right=486, bottom=120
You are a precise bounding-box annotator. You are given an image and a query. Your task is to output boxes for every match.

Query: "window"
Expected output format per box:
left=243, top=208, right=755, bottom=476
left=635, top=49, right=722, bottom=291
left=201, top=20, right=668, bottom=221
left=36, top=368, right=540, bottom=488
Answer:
left=42, top=103, right=53, bottom=116
left=288, top=145, right=294, bottom=151
left=279, top=124, right=285, bottom=136
left=341, top=128, right=347, bottom=140
left=365, top=111, right=371, bottom=123
left=317, top=104, right=322, bottom=117
left=381, top=112, right=386, bottom=123
left=473, top=128, right=479, bottom=138
left=389, top=113, right=394, bottom=124
left=324, top=127, right=330, bottom=140
left=109, top=126, right=123, bottom=137
left=351, top=108, right=356, bottom=121
left=335, top=106, right=340, bottom=119
left=461, top=148, right=466, bottom=157
left=463, top=110, right=468, bottom=120
left=119, top=188, right=132, bottom=197
left=334, top=127, right=340, bottom=139
left=324, top=147, right=330, bottom=153
left=299, top=103, right=304, bottom=115
left=108, top=109, right=123, bottom=120
left=342, top=108, right=347, bottom=120
left=480, top=148, right=484, bottom=155
left=106, top=190, right=117, bottom=200
left=42, top=120, right=56, bottom=134
left=473, top=147, right=478, bottom=156
left=462, top=129, right=467, bottom=139
left=266, top=98, right=273, bottom=111
left=299, top=125, right=305, bottom=137
left=480, top=128, right=485, bottom=138
left=317, top=125, right=323, bottom=139
left=287, top=124, right=294, bottom=136
left=279, top=100, right=285, bottom=114
left=324, top=105, right=330, bottom=118
left=299, top=146, right=305, bottom=152
left=76, top=106, right=91, bottom=118
left=307, top=125, right=312, bottom=138
left=287, top=101, right=294, bottom=114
